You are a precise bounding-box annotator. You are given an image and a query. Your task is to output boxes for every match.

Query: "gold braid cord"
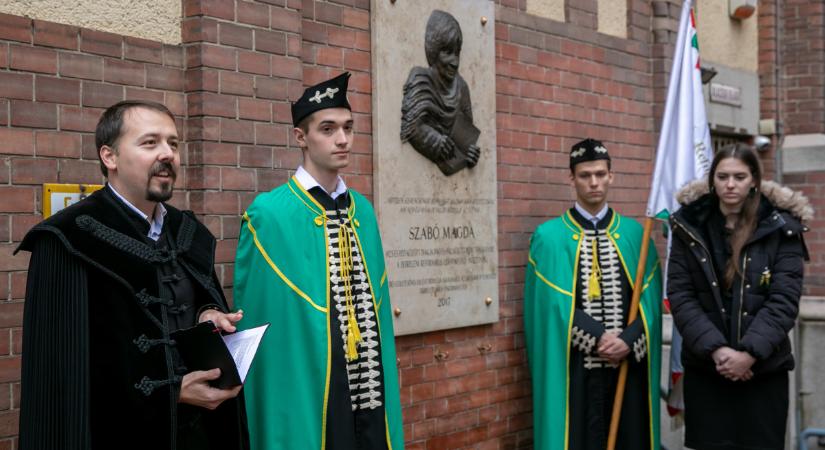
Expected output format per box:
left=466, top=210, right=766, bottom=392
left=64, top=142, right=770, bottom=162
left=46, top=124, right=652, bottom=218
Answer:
left=338, top=223, right=362, bottom=361
left=588, top=237, right=602, bottom=300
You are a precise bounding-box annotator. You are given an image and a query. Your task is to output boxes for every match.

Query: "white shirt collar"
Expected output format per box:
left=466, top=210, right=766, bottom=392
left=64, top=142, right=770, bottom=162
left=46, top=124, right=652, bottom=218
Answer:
left=574, top=202, right=609, bottom=226
left=107, top=184, right=167, bottom=241
left=294, top=166, right=347, bottom=199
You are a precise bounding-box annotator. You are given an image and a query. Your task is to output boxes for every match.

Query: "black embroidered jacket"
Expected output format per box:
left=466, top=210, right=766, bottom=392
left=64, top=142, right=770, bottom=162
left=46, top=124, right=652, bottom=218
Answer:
left=16, top=186, right=249, bottom=450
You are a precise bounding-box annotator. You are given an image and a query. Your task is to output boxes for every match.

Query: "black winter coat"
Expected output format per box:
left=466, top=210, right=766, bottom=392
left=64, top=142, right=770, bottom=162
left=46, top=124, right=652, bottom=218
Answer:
left=668, top=180, right=810, bottom=375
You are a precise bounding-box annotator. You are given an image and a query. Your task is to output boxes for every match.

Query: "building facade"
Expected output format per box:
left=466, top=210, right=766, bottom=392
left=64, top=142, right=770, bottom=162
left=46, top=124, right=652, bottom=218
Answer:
left=0, top=0, right=822, bottom=448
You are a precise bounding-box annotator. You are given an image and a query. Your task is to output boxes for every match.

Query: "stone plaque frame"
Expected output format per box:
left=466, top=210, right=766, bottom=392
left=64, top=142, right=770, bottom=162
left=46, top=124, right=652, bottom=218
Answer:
left=371, top=0, right=497, bottom=335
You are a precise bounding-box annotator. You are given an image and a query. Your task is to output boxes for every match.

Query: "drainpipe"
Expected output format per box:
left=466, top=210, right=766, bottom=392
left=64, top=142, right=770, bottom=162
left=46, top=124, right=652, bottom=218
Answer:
left=774, top=0, right=784, bottom=185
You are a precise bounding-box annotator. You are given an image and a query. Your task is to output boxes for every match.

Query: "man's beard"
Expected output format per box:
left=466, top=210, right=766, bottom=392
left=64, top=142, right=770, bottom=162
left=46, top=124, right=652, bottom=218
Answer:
left=146, top=161, right=176, bottom=203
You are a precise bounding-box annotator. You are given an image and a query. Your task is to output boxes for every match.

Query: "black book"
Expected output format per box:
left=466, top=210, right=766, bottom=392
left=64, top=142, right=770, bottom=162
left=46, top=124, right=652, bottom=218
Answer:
left=172, top=321, right=242, bottom=389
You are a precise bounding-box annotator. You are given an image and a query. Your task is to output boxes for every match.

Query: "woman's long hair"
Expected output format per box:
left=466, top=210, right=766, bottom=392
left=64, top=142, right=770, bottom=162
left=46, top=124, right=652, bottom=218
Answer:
left=708, top=143, right=763, bottom=289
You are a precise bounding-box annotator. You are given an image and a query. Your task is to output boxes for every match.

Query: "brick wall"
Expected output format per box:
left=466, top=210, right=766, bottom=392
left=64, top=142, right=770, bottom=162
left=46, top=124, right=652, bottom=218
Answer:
left=779, top=0, right=825, bottom=135
left=783, top=171, right=825, bottom=296
left=759, top=0, right=825, bottom=296
left=754, top=0, right=780, bottom=179
left=759, top=0, right=780, bottom=130
left=180, top=0, right=305, bottom=297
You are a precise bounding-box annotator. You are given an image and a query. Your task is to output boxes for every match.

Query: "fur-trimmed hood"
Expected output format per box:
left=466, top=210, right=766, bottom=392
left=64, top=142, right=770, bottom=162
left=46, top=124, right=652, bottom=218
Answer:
left=675, top=179, right=814, bottom=222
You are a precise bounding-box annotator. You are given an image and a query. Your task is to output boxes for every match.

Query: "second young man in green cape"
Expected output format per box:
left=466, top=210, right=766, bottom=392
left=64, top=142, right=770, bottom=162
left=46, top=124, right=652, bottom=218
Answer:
left=524, top=139, right=662, bottom=450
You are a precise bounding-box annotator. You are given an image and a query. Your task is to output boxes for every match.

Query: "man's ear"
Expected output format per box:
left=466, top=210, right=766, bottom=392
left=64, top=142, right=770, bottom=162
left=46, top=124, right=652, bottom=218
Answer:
left=100, top=145, right=118, bottom=173
left=293, top=127, right=307, bottom=149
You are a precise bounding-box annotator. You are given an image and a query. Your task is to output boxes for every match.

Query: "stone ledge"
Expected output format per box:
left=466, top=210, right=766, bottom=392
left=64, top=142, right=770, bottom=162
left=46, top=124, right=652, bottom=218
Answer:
left=783, top=134, right=825, bottom=174
left=801, top=296, right=825, bottom=321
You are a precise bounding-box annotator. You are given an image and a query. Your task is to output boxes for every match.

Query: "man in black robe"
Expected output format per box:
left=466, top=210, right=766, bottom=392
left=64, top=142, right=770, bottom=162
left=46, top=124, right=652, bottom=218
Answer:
left=16, top=100, right=249, bottom=450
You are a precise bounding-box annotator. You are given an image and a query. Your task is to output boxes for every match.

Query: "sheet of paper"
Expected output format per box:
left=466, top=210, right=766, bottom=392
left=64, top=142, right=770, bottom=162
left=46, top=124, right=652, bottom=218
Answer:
left=222, top=323, right=269, bottom=383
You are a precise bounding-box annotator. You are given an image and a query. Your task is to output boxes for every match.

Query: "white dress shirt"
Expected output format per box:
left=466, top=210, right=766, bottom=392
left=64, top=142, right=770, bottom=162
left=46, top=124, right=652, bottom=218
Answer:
left=108, top=184, right=167, bottom=241
left=294, top=166, right=347, bottom=200
left=574, top=202, right=609, bottom=227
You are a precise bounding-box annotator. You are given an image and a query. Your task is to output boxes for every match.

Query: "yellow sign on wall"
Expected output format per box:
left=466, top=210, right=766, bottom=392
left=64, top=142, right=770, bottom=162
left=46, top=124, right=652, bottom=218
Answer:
left=42, top=183, right=104, bottom=219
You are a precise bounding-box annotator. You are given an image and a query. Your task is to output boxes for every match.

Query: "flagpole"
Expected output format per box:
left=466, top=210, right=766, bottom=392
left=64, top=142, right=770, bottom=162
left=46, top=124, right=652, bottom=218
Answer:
left=606, top=0, right=706, bottom=445
left=607, top=216, right=654, bottom=450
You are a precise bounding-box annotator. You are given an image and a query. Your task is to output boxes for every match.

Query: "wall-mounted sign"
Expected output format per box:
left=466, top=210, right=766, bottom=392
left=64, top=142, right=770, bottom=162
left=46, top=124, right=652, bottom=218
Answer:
left=43, top=183, right=104, bottom=218
left=710, top=83, right=742, bottom=106
left=372, top=0, right=498, bottom=335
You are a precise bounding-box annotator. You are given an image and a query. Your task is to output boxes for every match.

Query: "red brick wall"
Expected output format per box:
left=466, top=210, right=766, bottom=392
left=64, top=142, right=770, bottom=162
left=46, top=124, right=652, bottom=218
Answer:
left=0, top=1, right=666, bottom=448
left=752, top=0, right=779, bottom=179
left=180, top=0, right=305, bottom=294
left=783, top=172, right=825, bottom=296
left=778, top=0, right=825, bottom=135
left=759, top=0, right=825, bottom=296
left=759, top=0, right=780, bottom=132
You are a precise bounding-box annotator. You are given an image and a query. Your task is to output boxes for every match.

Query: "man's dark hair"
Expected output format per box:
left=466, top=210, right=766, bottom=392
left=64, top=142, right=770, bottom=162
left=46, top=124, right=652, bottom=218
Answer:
left=95, top=100, right=176, bottom=176
left=296, top=115, right=311, bottom=135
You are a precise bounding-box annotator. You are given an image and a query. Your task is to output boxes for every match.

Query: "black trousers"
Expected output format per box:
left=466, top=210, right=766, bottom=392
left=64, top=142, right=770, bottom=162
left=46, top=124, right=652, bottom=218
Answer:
left=568, top=358, right=650, bottom=450
left=684, top=369, right=788, bottom=450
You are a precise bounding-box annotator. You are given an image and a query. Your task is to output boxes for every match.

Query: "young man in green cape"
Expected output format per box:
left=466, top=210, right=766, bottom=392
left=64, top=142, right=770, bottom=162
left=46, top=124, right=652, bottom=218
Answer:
left=234, top=73, right=404, bottom=450
left=524, top=138, right=662, bottom=450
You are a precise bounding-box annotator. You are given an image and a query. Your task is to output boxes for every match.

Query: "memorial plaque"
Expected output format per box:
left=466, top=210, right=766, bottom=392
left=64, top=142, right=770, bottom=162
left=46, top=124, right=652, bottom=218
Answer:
left=372, top=0, right=497, bottom=335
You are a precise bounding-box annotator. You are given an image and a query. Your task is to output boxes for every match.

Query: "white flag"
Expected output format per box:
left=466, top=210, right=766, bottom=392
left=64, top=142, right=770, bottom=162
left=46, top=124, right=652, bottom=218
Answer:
left=646, top=0, right=714, bottom=417
left=646, top=0, right=712, bottom=219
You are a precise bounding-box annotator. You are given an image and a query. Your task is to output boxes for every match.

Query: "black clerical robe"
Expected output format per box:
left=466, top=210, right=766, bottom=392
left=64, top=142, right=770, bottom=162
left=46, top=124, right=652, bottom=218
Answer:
left=16, top=186, right=249, bottom=450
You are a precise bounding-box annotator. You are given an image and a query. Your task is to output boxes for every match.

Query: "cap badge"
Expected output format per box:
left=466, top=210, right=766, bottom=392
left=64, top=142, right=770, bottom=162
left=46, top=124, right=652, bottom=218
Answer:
left=309, top=87, right=340, bottom=104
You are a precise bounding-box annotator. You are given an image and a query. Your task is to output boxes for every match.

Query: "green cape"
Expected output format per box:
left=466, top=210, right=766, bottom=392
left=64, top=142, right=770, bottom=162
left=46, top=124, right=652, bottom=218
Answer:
left=234, top=177, right=404, bottom=450
left=524, top=210, right=662, bottom=450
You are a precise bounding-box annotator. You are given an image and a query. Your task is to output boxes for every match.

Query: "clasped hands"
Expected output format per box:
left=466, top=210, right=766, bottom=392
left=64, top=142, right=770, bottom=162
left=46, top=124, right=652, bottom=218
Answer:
left=178, top=309, right=244, bottom=410
left=597, top=332, right=630, bottom=365
left=712, top=346, right=756, bottom=382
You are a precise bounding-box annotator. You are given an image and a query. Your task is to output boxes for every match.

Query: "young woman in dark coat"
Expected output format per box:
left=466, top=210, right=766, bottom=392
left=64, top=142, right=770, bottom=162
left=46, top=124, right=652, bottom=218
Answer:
left=668, top=144, right=812, bottom=450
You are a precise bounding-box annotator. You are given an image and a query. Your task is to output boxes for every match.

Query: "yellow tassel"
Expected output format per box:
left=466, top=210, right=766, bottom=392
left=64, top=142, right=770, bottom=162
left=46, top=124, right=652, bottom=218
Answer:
left=346, top=316, right=359, bottom=361
left=348, top=304, right=361, bottom=342
left=588, top=238, right=602, bottom=300
left=339, top=222, right=361, bottom=361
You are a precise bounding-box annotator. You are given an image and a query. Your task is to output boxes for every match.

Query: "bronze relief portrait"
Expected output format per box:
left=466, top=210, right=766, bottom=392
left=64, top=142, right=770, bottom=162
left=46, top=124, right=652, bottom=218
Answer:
left=400, top=10, right=481, bottom=176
